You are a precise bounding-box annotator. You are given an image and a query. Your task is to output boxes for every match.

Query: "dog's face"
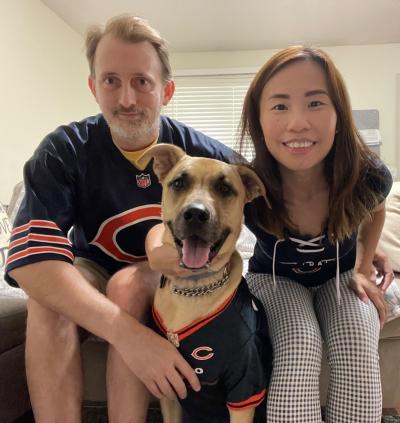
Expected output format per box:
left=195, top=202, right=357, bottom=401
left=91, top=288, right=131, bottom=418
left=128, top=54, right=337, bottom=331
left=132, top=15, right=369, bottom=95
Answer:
left=138, top=144, right=266, bottom=271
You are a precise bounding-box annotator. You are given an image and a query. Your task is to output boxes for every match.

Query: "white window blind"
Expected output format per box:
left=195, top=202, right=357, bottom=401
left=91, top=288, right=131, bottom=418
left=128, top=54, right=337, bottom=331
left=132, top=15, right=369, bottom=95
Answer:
left=163, top=74, right=255, bottom=158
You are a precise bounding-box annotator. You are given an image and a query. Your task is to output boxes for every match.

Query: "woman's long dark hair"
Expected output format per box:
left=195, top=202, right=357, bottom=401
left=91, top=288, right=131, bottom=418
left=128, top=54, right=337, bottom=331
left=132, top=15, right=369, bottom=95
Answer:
left=239, top=46, right=383, bottom=242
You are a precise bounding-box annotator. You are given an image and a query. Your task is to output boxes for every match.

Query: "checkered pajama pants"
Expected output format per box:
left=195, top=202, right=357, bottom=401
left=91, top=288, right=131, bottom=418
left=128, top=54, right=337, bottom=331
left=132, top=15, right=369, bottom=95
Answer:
left=246, top=270, right=382, bottom=423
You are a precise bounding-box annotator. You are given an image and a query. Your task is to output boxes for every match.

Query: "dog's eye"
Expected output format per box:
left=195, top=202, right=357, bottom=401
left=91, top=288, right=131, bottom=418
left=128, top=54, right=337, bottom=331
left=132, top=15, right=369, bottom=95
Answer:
left=216, top=182, right=233, bottom=197
left=171, top=177, right=185, bottom=190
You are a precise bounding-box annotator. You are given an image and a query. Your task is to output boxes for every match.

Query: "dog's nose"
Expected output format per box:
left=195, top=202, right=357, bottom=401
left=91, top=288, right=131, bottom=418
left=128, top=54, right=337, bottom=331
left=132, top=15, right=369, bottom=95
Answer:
left=183, top=204, right=210, bottom=223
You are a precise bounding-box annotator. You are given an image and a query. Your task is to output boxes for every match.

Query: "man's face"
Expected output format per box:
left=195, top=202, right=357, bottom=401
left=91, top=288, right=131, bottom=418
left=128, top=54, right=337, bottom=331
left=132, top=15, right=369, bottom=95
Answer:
left=88, top=36, right=174, bottom=150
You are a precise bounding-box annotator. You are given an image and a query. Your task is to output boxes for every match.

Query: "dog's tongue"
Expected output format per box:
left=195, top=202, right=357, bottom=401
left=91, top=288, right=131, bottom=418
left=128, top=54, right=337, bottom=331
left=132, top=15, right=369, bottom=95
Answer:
left=182, top=237, right=211, bottom=269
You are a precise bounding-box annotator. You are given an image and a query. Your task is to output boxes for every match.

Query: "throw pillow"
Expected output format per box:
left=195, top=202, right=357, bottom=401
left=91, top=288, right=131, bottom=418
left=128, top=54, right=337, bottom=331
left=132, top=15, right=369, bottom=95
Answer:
left=0, top=202, right=27, bottom=297
left=236, top=225, right=256, bottom=275
left=385, top=278, right=400, bottom=322
left=7, top=181, right=24, bottom=225
left=379, top=181, right=400, bottom=272
left=0, top=202, right=12, bottom=270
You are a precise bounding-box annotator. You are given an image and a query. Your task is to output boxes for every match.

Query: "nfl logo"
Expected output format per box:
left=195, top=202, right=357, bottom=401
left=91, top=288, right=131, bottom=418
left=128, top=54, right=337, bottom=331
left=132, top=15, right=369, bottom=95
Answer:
left=136, top=173, right=151, bottom=189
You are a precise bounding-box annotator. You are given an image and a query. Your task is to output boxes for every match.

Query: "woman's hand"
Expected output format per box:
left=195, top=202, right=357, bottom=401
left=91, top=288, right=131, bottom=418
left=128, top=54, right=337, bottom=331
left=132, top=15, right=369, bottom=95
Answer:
left=353, top=204, right=388, bottom=329
left=145, top=223, right=192, bottom=278
left=372, top=249, right=394, bottom=292
left=351, top=272, right=387, bottom=329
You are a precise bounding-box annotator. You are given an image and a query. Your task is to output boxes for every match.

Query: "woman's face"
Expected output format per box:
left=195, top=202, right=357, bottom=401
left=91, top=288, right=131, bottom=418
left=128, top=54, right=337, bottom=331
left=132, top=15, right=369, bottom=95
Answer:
left=259, top=60, right=337, bottom=175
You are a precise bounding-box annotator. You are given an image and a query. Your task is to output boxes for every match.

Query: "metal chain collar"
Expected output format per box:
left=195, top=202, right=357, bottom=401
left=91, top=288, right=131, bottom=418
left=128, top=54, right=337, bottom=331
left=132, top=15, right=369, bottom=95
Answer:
left=172, top=266, right=229, bottom=297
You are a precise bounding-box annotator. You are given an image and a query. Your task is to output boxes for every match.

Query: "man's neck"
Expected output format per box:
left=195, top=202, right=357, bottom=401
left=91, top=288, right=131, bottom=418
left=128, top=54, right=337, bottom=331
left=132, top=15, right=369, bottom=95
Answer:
left=111, top=132, right=158, bottom=152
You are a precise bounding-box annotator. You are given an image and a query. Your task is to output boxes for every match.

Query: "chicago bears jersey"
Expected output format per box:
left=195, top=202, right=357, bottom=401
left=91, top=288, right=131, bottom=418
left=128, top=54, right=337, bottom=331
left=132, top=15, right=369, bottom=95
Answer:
left=151, top=278, right=271, bottom=423
left=245, top=160, right=393, bottom=287
left=5, top=114, right=237, bottom=285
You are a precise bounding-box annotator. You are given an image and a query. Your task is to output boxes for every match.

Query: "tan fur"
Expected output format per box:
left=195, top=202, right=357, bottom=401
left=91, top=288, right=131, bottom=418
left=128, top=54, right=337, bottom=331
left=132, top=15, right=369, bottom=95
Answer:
left=138, top=144, right=266, bottom=422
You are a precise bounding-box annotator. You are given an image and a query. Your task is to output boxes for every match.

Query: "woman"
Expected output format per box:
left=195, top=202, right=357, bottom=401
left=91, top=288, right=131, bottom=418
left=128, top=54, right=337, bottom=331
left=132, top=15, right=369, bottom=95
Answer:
left=240, top=46, right=393, bottom=422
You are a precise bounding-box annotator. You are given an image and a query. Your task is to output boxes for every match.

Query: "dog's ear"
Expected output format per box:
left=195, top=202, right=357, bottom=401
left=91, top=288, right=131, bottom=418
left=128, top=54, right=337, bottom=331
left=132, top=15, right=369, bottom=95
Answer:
left=236, top=165, right=271, bottom=208
left=137, top=144, right=186, bottom=182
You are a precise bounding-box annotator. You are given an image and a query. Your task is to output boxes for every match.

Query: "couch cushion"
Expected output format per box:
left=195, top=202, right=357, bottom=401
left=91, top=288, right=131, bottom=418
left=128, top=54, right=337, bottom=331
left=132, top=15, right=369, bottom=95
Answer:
left=380, top=276, right=400, bottom=339
left=7, top=181, right=24, bottom=225
left=0, top=343, right=31, bottom=422
left=0, top=202, right=12, bottom=271
left=0, top=295, right=27, bottom=352
left=381, top=315, right=400, bottom=339
left=384, top=274, right=400, bottom=321
left=379, top=181, right=400, bottom=272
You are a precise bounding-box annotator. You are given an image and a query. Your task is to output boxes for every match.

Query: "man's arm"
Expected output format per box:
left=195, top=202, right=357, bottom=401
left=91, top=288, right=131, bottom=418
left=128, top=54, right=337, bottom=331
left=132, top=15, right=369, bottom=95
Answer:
left=11, top=261, right=200, bottom=399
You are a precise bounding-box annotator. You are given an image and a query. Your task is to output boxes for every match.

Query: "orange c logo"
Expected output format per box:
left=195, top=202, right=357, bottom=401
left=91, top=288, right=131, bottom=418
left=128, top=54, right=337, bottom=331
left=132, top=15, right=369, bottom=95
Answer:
left=191, top=346, right=214, bottom=361
left=90, top=204, right=161, bottom=262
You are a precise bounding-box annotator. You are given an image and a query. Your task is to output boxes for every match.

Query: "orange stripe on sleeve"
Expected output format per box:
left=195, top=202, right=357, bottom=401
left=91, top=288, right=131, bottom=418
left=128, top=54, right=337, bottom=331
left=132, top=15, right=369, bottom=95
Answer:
left=6, top=246, right=74, bottom=266
left=12, top=220, right=60, bottom=235
left=9, top=233, right=71, bottom=250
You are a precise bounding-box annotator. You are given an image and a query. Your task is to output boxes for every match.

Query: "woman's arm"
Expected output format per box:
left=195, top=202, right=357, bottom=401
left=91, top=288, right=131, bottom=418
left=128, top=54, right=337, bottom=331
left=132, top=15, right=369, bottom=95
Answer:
left=351, top=203, right=387, bottom=327
left=145, top=223, right=192, bottom=277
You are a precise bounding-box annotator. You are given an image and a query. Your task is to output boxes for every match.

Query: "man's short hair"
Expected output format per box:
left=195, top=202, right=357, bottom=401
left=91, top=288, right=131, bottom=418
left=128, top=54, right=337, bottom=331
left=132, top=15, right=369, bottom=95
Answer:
left=85, top=14, right=172, bottom=81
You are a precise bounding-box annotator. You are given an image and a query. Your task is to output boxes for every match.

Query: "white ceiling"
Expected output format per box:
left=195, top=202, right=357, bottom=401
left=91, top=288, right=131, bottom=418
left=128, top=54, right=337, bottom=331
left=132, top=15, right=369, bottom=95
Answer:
left=41, top=0, right=400, bottom=52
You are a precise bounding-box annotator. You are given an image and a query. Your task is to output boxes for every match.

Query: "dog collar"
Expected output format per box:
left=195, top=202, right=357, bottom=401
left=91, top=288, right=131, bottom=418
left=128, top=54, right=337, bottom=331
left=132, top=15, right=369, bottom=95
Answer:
left=172, top=265, right=229, bottom=297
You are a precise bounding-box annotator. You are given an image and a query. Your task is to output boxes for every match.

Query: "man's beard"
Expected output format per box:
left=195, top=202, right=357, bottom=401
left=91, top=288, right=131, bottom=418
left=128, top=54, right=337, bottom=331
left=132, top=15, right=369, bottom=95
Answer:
left=105, top=106, right=160, bottom=144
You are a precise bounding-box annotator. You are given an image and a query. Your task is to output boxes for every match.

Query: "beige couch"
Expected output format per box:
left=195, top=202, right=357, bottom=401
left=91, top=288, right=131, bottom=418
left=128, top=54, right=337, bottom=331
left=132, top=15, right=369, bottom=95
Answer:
left=1, top=182, right=400, bottom=419
left=0, top=203, right=30, bottom=421
left=370, top=179, right=400, bottom=407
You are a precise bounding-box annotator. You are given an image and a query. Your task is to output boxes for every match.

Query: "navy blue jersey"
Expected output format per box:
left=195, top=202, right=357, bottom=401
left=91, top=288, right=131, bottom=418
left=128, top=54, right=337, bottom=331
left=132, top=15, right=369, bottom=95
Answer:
left=245, top=160, right=393, bottom=286
left=151, top=278, right=271, bottom=422
left=5, top=115, right=237, bottom=285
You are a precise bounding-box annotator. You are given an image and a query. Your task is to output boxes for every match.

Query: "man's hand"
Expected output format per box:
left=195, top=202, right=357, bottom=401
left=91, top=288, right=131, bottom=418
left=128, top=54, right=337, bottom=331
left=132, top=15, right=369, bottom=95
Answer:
left=351, top=272, right=387, bottom=329
left=115, top=319, right=201, bottom=400
left=372, top=249, right=394, bottom=292
left=11, top=261, right=200, bottom=400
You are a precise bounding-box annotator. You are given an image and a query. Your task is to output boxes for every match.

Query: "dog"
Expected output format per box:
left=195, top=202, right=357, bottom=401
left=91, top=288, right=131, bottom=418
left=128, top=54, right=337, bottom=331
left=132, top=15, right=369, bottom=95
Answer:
left=138, top=144, right=271, bottom=423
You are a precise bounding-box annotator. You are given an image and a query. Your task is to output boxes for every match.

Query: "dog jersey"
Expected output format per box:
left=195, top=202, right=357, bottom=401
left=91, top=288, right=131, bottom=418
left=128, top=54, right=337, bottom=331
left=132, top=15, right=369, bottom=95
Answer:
left=245, top=160, right=393, bottom=287
left=5, top=114, right=237, bottom=285
left=151, top=278, right=271, bottom=423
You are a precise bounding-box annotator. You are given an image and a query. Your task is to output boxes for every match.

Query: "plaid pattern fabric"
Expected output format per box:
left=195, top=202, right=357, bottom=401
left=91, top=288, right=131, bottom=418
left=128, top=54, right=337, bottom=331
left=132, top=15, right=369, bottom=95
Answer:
left=247, top=270, right=382, bottom=423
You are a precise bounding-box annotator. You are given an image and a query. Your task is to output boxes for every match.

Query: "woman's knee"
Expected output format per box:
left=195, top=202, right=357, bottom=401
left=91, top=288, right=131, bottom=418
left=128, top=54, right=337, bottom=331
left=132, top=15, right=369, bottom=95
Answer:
left=327, top=321, right=379, bottom=367
left=270, top=328, right=323, bottom=392
left=273, top=322, right=323, bottom=366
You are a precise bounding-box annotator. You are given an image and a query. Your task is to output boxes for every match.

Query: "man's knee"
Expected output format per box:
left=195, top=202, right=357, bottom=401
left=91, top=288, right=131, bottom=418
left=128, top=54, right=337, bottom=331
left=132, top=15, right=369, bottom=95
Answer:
left=26, top=298, right=78, bottom=343
left=106, top=262, right=159, bottom=319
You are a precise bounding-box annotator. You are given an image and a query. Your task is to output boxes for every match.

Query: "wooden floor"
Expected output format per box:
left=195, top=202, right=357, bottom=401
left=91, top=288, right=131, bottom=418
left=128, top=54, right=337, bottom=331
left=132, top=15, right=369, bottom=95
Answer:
left=16, top=408, right=400, bottom=422
left=15, top=406, right=163, bottom=423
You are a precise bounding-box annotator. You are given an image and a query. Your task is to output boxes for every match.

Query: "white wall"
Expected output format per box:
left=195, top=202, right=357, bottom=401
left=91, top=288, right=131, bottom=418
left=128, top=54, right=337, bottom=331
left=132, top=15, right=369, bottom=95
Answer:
left=1, top=2, right=399, bottom=203
left=0, top=0, right=98, bottom=203
left=171, top=44, right=400, bottom=179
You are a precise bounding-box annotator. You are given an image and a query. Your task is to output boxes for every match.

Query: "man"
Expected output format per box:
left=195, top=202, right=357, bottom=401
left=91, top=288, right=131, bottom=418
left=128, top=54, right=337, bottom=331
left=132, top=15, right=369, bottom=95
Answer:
left=5, top=15, right=235, bottom=423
